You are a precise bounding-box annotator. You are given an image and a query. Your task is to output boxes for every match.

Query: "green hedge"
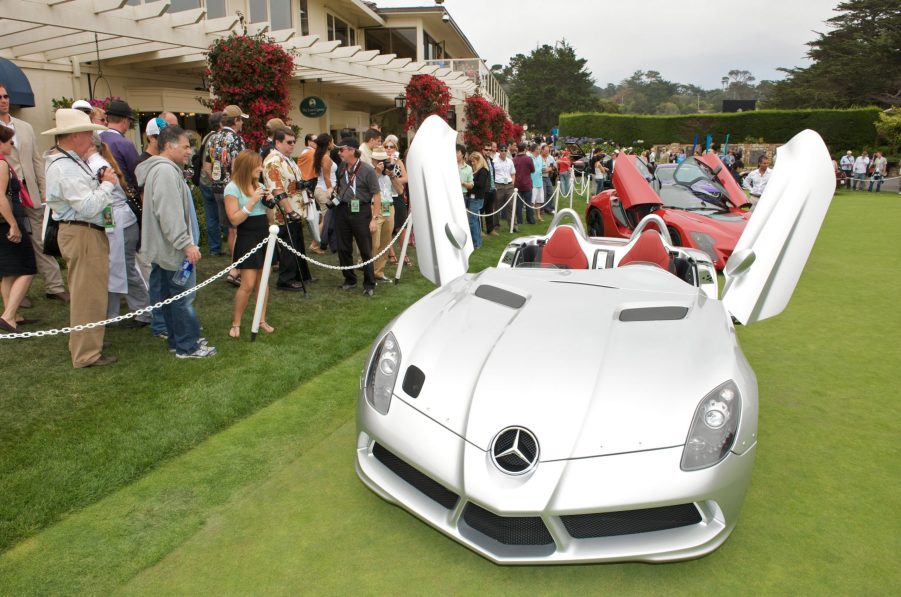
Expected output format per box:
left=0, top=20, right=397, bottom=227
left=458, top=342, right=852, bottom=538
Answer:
left=559, top=108, right=881, bottom=151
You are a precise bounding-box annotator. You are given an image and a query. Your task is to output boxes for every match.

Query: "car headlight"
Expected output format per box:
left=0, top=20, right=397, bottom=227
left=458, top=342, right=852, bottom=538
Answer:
left=689, top=231, right=717, bottom=262
left=364, top=332, right=401, bottom=415
left=681, top=381, right=741, bottom=471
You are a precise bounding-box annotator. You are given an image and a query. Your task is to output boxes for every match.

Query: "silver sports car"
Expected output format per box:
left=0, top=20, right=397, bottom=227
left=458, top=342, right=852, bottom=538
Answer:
left=355, top=117, right=834, bottom=564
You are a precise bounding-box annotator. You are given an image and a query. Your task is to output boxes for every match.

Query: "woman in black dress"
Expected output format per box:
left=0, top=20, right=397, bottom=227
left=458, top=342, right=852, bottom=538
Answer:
left=0, top=125, right=37, bottom=332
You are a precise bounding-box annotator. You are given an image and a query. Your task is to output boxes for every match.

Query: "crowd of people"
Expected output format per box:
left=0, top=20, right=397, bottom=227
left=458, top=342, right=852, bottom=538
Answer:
left=837, top=149, right=888, bottom=192
left=0, top=87, right=426, bottom=365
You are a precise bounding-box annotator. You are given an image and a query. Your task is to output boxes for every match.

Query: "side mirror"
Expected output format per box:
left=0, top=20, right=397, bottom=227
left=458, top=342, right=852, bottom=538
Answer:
left=725, top=248, right=755, bottom=277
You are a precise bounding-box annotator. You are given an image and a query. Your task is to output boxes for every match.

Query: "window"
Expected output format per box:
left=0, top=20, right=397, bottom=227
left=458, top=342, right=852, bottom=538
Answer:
left=170, top=0, right=200, bottom=12
left=423, top=31, right=444, bottom=60
left=364, top=27, right=416, bottom=60
left=327, top=14, right=356, bottom=46
left=249, top=0, right=293, bottom=31
left=206, top=0, right=226, bottom=19
left=299, top=0, right=309, bottom=36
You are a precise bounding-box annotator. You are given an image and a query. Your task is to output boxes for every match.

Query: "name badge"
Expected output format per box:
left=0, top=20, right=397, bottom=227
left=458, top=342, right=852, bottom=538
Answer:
left=381, top=203, right=391, bottom=217
left=351, top=198, right=360, bottom=213
left=102, top=206, right=115, bottom=229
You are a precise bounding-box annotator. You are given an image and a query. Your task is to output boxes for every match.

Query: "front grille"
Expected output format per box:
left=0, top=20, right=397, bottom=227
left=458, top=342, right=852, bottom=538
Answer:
left=462, top=503, right=554, bottom=546
left=372, top=443, right=459, bottom=509
left=562, top=503, right=702, bottom=539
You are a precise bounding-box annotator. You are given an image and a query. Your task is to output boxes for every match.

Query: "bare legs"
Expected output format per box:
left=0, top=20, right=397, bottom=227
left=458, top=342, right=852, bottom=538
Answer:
left=1, top=274, right=33, bottom=329
left=230, top=268, right=272, bottom=337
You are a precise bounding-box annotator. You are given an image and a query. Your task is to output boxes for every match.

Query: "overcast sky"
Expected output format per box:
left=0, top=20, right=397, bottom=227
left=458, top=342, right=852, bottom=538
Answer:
left=373, top=0, right=840, bottom=89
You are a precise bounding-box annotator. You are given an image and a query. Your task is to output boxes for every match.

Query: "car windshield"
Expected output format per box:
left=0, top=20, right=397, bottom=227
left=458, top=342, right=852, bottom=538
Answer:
left=655, top=166, right=675, bottom=185
left=670, top=158, right=728, bottom=209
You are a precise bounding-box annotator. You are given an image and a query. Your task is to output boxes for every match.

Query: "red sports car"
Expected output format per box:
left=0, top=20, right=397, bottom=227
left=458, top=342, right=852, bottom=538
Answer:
left=585, top=153, right=752, bottom=269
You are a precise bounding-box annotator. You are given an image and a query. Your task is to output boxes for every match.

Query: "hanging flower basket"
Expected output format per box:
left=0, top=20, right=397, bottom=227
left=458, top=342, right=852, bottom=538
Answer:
left=463, top=94, right=525, bottom=150
left=203, top=33, right=295, bottom=149
left=404, top=74, right=451, bottom=133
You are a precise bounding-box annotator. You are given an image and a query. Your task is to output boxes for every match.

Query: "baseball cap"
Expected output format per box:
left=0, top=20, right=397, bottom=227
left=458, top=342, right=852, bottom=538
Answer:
left=71, top=99, right=93, bottom=113
left=266, top=117, right=286, bottom=132
left=338, top=137, right=360, bottom=149
left=498, top=143, right=508, bottom=150
left=145, top=117, right=167, bottom=137
left=223, top=105, right=249, bottom=119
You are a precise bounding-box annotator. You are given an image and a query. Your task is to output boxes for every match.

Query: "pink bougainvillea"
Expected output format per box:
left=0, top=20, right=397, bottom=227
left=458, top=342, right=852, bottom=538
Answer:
left=204, top=33, right=294, bottom=149
left=404, top=74, right=451, bottom=133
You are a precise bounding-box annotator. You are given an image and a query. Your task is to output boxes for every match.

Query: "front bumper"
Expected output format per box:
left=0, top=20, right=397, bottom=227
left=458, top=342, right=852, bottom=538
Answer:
left=356, top=392, right=756, bottom=565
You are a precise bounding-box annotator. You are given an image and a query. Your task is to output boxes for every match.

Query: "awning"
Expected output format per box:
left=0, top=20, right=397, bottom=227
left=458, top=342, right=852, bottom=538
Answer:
left=0, top=57, right=35, bottom=107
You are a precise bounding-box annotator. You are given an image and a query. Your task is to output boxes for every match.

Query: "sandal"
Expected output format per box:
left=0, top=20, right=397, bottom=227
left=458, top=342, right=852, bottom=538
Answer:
left=259, top=321, right=275, bottom=334
left=226, top=273, right=241, bottom=287
left=403, top=256, right=413, bottom=267
left=389, top=254, right=398, bottom=265
left=228, top=325, right=240, bottom=338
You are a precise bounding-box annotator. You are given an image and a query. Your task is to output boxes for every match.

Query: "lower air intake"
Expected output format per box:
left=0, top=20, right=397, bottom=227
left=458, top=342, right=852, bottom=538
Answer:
left=372, top=443, right=459, bottom=509
left=562, top=503, right=702, bottom=539
left=462, top=503, right=554, bottom=546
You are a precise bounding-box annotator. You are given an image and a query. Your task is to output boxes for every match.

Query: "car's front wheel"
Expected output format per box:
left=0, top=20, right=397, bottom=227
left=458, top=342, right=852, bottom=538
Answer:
left=588, top=208, right=604, bottom=237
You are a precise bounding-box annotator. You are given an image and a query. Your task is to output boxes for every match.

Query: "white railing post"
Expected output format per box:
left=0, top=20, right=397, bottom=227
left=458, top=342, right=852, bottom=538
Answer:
left=250, top=225, right=280, bottom=342
left=394, top=217, right=414, bottom=283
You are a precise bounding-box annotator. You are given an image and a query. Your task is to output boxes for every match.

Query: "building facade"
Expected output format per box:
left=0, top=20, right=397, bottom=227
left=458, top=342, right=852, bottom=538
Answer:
left=1, top=0, right=507, bottom=150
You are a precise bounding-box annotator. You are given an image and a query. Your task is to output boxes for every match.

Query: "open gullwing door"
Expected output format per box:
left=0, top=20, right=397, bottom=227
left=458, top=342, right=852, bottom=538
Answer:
left=406, top=115, right=473, bottom=286
left=721, top=129, right=834, bottom=325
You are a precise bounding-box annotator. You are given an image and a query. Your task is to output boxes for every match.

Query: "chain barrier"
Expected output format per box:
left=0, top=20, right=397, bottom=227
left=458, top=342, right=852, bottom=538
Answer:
left=0, top=238, right=269, bottom=340
left=276, top=213, right=412, bottom=270
left=842, top=174, right=900, bottom=185
left=464, top=189, right=516, bottom=217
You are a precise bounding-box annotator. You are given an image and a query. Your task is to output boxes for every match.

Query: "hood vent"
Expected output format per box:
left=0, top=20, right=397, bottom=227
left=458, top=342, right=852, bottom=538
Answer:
left=619, top=306, right=689, bottom=322
left=474, top=285, right=526, bottom=309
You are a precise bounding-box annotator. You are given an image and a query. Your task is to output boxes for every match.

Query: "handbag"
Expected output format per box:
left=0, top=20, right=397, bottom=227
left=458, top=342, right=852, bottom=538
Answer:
left=42, top=203, right=61, bottom=257
left=305, top=201, right=321, bottom=243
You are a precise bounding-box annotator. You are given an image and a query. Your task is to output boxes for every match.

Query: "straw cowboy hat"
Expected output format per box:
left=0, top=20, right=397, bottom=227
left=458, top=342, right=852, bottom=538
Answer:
left=371, top=146, right=389, bottom=161
left=42, top=109, right=108, bottom=136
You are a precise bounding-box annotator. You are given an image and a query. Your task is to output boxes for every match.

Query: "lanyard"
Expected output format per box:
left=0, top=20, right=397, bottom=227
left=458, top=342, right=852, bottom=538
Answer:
left=343, top=161, right=361, bottom=199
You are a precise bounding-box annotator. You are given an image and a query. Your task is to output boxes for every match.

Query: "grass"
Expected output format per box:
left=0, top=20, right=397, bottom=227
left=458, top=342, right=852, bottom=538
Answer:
left=2, top=187, right=899, bottom=595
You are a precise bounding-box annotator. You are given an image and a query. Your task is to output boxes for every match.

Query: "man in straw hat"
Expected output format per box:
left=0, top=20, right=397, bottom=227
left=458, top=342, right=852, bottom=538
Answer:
left=42, top=109, right=119, bottom=367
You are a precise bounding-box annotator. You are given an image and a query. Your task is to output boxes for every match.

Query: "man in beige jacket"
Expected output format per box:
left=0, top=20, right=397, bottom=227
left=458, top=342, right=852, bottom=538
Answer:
left=0, top=82, right=69, bottom=303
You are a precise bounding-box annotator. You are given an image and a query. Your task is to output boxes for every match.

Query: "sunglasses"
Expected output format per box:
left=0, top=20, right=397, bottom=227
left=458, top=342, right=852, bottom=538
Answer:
left=384, top=145, right=395, bottom=149
left=0, top=95, right=8, bottom=100
left=285, top=140, right=296, bottom=145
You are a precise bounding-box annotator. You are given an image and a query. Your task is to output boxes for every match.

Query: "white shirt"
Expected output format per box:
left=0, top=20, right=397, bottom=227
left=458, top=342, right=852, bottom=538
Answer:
left=45, top=149, right=115, bottom=226
left=493, top=155, right=516, bottom=184
left=852, top=156, right=870, bottom=174
left=743, top=167, right=771, bottom=197
left=839, top=155, right=854, bottom=170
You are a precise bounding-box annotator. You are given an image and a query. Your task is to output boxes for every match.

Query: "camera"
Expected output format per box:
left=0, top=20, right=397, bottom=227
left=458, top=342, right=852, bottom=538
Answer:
left=97, top=166, right=108, bottom=182
left=261, top=192, right=282, bottom=209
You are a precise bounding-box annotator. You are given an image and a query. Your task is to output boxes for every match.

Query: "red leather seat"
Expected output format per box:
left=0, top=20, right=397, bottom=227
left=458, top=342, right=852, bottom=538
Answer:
left=618, top=230, right=673, bottom=271
left=540, top=226, right=589, bottom=269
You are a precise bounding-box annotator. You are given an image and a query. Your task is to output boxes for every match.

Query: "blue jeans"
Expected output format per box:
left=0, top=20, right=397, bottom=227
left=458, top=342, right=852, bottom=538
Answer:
left=200, top=184, right=222, bottom=254
left=852, top=172, right=866, bottom=190
left=542, top=177, right=555, bottom=213
left=868, top=175, right=883, bottom=192
left=560, top=171, right=572, bottom=197
left=466, top=198, right=484, bottom=248
left=149, top=263, right=202, bottom=355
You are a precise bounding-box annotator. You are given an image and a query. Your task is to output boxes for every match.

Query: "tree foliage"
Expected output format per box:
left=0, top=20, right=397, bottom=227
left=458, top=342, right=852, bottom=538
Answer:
left=874, top=110, right=901, bottom=151
left=505, top=41, right=600, bottom=131
left=768, top=0, right=901, bottom=108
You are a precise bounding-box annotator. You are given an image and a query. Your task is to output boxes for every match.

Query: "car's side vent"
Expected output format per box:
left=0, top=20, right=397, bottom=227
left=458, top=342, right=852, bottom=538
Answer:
left=474, top=285, right=526, bottom=309
left=402, top=365, right=426, bottom=398
left=618, top=306, right=689, bottom=322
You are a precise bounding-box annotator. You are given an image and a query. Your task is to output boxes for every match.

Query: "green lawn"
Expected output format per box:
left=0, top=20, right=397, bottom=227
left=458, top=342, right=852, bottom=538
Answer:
left=2, top=188, right=899, bottom=595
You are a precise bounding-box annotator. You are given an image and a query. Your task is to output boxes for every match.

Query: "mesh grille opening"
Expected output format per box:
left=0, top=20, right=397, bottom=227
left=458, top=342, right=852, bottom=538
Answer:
left=562, top=503, right=702, bottom=539
left=372, top=443, right=459, bottom=510
left=462, top=503, right=554, bottom=546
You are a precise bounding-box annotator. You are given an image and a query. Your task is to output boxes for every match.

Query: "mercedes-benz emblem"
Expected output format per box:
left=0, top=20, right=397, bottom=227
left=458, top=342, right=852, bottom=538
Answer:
left=490, top=427, right=539, bottom=475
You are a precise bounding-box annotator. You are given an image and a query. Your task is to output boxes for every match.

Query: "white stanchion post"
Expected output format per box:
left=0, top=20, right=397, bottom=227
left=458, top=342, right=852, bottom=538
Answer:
left=394, top=217, right=413, bottom=283
left=510, top=189, right=517, bottom=233
left=250, top=225, right=280, bottom=342
left=553, top=183, right=560, bottom=214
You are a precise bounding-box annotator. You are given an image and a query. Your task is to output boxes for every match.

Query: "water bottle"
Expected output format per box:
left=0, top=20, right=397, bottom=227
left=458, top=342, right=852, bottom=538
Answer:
left=172, top=258, right=193, bottom=286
